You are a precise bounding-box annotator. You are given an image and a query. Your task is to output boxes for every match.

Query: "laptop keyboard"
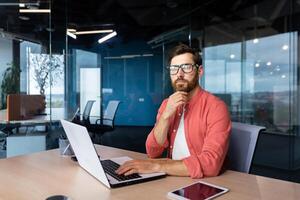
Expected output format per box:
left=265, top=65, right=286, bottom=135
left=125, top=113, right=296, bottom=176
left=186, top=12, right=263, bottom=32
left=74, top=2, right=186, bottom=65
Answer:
left=101, top=159, right=141, bottom=181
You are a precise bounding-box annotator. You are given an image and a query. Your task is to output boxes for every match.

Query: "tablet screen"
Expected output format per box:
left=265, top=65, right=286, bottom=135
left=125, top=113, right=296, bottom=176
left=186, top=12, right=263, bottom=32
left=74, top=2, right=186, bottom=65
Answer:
left=171, top=182, right=226, bottom=200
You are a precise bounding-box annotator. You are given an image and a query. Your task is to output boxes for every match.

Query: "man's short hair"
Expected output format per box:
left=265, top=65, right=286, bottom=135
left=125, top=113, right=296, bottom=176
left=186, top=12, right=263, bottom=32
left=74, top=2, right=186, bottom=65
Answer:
left=167, top=44, right=202, bottom=65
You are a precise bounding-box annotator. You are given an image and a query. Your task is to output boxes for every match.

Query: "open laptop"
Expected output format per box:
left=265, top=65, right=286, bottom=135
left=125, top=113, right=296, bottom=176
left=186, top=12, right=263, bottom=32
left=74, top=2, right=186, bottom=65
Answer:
left=60, top=119, right=166, bottom=188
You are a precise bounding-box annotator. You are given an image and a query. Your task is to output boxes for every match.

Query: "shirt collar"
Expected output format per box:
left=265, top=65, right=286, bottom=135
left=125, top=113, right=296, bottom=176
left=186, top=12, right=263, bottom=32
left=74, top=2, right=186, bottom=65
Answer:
left=186, top=86, right=203, bottom=108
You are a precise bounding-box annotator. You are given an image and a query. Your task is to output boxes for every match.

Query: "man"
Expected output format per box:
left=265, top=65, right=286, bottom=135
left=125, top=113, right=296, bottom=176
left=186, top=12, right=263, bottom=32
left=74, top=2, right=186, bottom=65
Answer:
left=116, top=44, right=231, bottom=178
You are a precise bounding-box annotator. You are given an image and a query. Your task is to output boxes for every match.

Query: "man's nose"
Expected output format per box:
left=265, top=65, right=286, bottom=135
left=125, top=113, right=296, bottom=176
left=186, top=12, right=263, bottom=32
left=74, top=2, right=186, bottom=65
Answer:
left=177, top=67, right=185, bottom=77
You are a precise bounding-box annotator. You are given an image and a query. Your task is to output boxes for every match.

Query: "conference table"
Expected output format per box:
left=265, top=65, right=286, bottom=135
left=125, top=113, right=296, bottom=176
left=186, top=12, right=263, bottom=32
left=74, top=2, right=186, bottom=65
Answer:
left=0, top=108, right=72, bottom=125
left=0, top=108, right=75, bottom=135
left=0, top=145, right=299, bottom=200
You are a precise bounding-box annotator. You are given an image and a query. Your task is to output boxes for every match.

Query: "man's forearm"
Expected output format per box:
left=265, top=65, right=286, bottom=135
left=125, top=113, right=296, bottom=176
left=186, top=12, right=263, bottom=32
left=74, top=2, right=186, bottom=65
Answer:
left=153, top=113, right=171, bottom=146
left=158, top=159, right=189, bottom=176
left=153, top=91, right=187, bottom=146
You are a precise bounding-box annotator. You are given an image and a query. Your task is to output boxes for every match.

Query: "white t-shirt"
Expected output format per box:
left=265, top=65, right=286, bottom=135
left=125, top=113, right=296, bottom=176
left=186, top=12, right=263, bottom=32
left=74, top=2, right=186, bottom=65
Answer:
left=172, top=112, right=190, bottom=160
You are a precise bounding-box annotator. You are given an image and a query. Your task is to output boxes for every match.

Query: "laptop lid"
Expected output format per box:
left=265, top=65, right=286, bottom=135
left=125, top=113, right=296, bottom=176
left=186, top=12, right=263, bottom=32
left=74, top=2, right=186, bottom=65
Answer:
left=61, top=120, right=166, bottom=188
left=60, top=119, right=111, bottom=188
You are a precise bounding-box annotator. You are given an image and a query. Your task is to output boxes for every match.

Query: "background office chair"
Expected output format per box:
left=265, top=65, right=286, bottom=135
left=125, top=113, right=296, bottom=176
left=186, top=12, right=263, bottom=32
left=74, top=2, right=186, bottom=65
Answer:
left=70, top=107, right=80, bottom=124
left=228, top=122, right=265, bottom=173
left=71, top=100, right=95, bottom=126
left=82, top=100, right=96, bottom=125
left=89, top=100, right=120, bottom=144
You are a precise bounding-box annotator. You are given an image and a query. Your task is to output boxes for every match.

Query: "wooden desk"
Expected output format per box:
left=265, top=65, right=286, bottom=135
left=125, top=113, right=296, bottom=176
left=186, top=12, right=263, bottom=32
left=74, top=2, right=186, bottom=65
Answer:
left=0, top=145, right=299, bottom=200
left=0, top=108, right=71, bottom=136
left=0, top=108, right=71, bottom=125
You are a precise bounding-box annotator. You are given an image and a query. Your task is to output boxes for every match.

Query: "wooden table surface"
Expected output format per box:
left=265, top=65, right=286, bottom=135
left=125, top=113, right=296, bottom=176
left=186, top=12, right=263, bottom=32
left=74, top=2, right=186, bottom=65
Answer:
left=0, top=145, right=299, bottom=200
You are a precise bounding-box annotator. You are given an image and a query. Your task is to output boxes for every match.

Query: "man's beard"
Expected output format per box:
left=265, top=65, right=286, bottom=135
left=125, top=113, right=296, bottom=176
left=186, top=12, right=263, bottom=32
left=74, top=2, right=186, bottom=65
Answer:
left=172, top=73, right=199, bottom=93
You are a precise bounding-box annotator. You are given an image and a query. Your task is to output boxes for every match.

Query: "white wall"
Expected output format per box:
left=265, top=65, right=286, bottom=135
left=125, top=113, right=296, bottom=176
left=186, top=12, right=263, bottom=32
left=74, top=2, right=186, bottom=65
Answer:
left=80, top=68, right=101, bottom=117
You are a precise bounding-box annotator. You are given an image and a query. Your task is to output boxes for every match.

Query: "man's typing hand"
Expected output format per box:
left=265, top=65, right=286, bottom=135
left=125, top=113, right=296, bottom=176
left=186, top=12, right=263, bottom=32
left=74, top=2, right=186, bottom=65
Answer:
left=115, top=159, right=162, bottom=176
left=116, top=158, right=189, bottom=177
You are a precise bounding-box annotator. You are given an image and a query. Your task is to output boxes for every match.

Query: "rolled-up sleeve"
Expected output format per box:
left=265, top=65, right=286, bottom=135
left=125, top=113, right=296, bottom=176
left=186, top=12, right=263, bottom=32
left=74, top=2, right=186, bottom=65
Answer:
left=183, top=101, right=231, bottom=178
left=146, top=100, right=169, bottom=158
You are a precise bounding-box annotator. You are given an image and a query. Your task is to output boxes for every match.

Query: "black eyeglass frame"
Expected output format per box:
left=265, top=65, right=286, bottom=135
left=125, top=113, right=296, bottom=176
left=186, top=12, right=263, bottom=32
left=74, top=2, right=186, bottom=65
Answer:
left=166, top=63, right=199, bottom=75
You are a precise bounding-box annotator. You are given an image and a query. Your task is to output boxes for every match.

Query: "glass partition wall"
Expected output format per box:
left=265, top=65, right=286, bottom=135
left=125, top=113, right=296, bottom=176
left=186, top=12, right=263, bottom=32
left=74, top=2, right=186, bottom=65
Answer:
left=62, top=0, right=300, bottom=182
left=0, top=0, right=67, bottom=157
left=0, top=1, right=51, bottom=110
left=193, top=0, right=299, bottom=182
left=1, top=0, right=299, bottom=183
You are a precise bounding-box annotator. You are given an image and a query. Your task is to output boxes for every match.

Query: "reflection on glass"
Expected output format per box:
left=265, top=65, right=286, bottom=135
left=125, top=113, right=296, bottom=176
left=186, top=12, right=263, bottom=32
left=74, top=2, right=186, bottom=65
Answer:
left=0, top=1, right=55, bottom=139
left=20, top=41, right=65, bottom=108
left=102, top=50, right=162, bottom=126
left=74, top=49, right=100, bottom=117
left=204, top=32, right=297, bottom=135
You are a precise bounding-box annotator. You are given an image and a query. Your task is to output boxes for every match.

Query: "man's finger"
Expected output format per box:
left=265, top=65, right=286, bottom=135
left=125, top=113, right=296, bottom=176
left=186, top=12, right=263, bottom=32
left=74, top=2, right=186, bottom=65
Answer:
left=173, top=95, right=187, bottom=103
left=116, top=161, right=139, bottom=174
left=116, top=166, right=133, bottom=175
left=124, top=169, right=137, bottom=176
left=175, top=91, right=188, bottom=95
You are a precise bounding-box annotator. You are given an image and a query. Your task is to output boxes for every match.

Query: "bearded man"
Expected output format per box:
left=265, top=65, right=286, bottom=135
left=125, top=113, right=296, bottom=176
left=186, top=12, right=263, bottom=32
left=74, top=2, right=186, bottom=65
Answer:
left=116, top=44, right=231, bottom=178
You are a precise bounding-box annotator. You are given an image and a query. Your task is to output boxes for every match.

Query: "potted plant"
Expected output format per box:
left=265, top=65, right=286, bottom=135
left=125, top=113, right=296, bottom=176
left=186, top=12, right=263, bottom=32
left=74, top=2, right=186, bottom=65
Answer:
left=30, top=54, right=63, bottom=95
left=1, top=62, right=21, bottom=109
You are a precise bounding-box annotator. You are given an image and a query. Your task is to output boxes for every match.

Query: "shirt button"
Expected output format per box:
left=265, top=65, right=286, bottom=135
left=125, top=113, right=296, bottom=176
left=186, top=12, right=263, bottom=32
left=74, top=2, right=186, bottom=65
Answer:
left=173, top=129, right=176, bottom=132
left=170, top=145, right=173, bottom=149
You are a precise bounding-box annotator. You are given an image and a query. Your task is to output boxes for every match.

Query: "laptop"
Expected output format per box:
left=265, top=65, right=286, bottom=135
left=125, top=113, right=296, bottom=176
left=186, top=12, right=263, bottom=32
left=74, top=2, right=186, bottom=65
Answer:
left=60, top=120, right=166, bottom=188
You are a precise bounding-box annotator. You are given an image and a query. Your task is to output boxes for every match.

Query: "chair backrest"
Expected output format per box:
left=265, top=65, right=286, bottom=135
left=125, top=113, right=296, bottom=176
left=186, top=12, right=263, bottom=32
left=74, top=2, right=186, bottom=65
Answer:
left=228, top=122, right=265, bottom=173
left=102, top=100, right=120, bottom=126
left=71, top=107, right=80, bottom=124
left=82, top=100, right=95, bottom=123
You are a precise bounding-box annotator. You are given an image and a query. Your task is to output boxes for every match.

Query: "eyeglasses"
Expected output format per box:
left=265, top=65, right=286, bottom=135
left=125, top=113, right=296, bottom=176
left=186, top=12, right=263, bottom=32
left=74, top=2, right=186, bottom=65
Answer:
left=166, top=63, right=199, bottom=75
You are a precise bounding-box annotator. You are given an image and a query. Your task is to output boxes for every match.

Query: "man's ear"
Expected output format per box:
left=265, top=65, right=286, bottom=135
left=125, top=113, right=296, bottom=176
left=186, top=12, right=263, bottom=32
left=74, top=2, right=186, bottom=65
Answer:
left=198, top=65, right=204, bottom=76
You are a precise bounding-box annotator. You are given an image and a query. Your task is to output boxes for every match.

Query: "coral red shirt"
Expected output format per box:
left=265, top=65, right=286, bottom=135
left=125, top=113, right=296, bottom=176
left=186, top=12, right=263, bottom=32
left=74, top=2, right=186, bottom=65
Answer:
left=146, top=87, right=231, bottom=178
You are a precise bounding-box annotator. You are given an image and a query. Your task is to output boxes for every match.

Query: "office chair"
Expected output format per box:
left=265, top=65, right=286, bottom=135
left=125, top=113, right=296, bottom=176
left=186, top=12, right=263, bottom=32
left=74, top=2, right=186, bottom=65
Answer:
left=228, top=122, right=265, bottom=173
left=71, top=100, right=95, bottom=126
left=88, top=100, right=120, bottom=144
left=82, top=100, right=96, bottom=125
left=70, top=107, right=80, bottom=124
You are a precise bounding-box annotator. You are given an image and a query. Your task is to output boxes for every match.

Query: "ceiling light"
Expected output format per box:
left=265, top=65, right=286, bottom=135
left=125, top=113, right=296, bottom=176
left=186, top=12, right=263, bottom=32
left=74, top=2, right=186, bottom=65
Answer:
left=142, top=54, right=154, bottom=57
left=98, top=31, right=117, bottom=44
left=104, top=53, right=153, bottom=59
left=282, top=45, right=289, bottom=50
left=0, top=2, right=35, bottom=6
left=255, top=63, right=260, bottom=67
left=67, top=31, right=77, bottom=39
left=121, top=55, right=141, bottom=58
left=75, top=30, right=113, bottom=35
left=104, top=56, right=122, bottom=59
left=266, top=61, right=271, bottom=66
left=19, top=9, right=51, bottom=13
left=281, top=75, right=286, bottom=79
left=67, top=29, right=76, bottom=33
left=46, top=27, right=55, bottom=32
left=166, top=0, right=178, bottom=8
left=230, top=54, right=235, bottom=59
left=19, top=3, right=25, bottom=7
left=253, top=38, right=259, bottom=44
left=19, top=16, right=30, bottom=20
